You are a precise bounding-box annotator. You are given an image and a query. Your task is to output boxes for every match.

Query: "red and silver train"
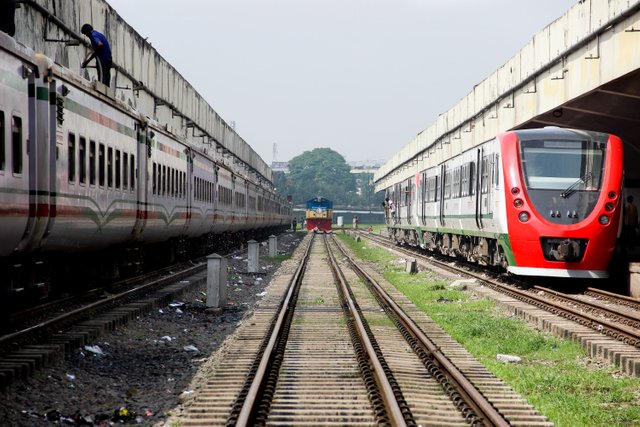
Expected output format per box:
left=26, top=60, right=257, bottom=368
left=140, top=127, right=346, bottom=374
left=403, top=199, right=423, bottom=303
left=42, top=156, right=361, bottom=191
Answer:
left=382, top=127, right=624, bottom=278
left=0, top=33, right=290, bottom=302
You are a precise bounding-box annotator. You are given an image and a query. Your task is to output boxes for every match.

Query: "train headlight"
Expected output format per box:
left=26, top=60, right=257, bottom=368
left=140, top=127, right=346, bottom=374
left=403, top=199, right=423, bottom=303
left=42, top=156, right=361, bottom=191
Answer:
left=513, top=199, right=524, bottom=208
left=605, top=202, right=614, bottom=212
left=608, top=191, right=617, bottom=199
left=511, top=187, right=520, bottom=195
left=599, top=215, right=610, bottom=225
left=518, top=211, right=530, bottom=222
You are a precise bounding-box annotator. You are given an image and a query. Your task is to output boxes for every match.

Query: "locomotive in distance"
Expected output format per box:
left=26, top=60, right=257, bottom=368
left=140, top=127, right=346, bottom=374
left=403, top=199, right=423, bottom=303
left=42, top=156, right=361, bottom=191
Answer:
left=305, top=197, right=333, bottom=232
left=0, top=32, right=291, bottom=304
left=382, top=127, right=624, bottom=279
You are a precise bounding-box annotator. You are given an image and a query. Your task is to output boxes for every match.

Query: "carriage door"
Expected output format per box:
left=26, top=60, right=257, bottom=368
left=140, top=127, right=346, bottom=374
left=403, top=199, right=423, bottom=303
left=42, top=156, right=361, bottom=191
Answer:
left=132, top=126, right=149, bottom=239
left=421, top=171, right=427, bottom=226
left=405, top=177, right=412, bottom=225
left=438, top=164, right=446, bottom=227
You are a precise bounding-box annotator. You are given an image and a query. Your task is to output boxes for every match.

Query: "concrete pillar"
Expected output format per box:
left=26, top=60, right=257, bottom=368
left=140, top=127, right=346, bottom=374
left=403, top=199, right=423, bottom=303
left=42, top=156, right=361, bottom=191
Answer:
left=247, top=239, right=259, bottom=273
left=269, top=235, right=277, bottom=257
left=206, top=254, right=227, bottom=309
left=406, top=258, right=418, bottom=274
left=337, top=216, right=343, bottom=227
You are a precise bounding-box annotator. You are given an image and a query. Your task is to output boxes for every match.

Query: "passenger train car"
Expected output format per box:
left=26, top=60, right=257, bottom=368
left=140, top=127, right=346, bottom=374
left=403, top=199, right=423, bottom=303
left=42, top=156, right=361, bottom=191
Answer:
left=382, top=127, right=624, bottom=278
left=305, top=197, right=333, bottom=231
left=0, top=33, right=291, bottom=303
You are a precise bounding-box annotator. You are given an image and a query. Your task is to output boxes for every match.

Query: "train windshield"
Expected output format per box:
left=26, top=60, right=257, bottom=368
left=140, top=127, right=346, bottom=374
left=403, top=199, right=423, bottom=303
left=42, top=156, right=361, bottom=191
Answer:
left=519, top=139, right=605, bottom=192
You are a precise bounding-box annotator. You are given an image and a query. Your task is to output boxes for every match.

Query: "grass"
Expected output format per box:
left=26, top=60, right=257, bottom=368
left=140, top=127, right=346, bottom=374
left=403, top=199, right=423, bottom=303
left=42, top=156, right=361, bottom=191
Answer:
left=265, top=254, right=292, bottom=263
left=337, top=233, right=640, bottom=426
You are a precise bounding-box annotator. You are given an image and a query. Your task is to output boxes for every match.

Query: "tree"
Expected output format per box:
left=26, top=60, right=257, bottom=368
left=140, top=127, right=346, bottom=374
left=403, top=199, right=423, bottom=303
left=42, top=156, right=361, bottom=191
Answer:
left=287, top=148, right=357, bottom=206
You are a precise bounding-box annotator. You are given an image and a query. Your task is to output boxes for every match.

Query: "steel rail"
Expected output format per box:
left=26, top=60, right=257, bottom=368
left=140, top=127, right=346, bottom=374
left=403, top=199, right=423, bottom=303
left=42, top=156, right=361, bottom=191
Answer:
left=323, top=235, right=408, bottom=427
left=235, top=234, right=315, bottom=427
left=361, top=231, right=640, bottom=348
left=333, top=234, right=509, bottom=427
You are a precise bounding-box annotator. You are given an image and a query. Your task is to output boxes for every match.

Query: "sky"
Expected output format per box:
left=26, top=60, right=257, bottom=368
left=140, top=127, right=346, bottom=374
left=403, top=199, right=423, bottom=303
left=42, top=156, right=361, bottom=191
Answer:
left=107, top=0, right=578, bottom=165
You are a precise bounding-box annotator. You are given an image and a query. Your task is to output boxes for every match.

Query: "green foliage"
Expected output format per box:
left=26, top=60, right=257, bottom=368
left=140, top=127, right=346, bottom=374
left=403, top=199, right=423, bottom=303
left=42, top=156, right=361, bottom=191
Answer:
left=287, top=148, right=356, bottom=206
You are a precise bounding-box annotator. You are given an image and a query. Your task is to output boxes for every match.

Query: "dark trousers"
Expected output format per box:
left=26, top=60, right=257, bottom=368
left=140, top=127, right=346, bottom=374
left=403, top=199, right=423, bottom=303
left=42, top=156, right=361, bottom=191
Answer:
left=98, top=58, right=112, bottom=87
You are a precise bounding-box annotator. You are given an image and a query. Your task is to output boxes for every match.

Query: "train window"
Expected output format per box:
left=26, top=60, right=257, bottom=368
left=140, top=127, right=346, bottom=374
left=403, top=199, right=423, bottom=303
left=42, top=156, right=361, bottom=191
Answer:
left=444, top=170, right=451, bottom=199
left=11, top=116, right=22, bottom=174
left=152, top=163, right=157, bottom=195
left=469, top=162, right=476, bottom=196
left=520, top=139, right=605, bottom=191
left=123, top=153, right=128, bottom=189
left=115, top=150, right=121, bottom=189
left=130, top=155, right=135, bottom=190
left=78, top=138, right=86, bottom=184
left=481, top=157, right=489, bottom=194
left=0, top=111, right=4, bottom=171
left=89, top=140, right=96, bottom=185
left=461, top=165, right=468, bottom=197
left=162, top=165, right=167, bottom=196
left=107, top=147, right=113, bottom=188
left=453, top=167, right=461, bottom=198
left=98, top=143, right=105, bottom=187
left=493, top=154, right=500, bottom=188
left=68, top=133, right=76, bottom=182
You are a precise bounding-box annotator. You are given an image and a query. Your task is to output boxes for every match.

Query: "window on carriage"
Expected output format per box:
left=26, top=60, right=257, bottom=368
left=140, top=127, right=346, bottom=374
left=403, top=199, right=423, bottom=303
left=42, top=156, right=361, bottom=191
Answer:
left=162, top=165, right=167, bottom=196
left=130, top=155, right=135, bottom=190
left=470, top=162, right=476, bottom=195
left=444, top=170, right=452, bottom=199
left=79, top=137, right=86, bottom=184
left=481, top=157, right=490, bottom=194
left=493, top=154, right=500, bottom=188
left=115, top=150, right=121, bottom=189
left=11, top=116, right=22, bottom=174
left=107, top=147, right=113, bottom=188
left=98, top=143, right=105, bottom=187
left=89, top=140, right=96, bottom=185
left=68, top=133, right=76, bottom=182
left=152, top=163, right=157, bottom=195
left=123, top=153, right=128, bottom=190
left=453, top=167, right=461, bottom=198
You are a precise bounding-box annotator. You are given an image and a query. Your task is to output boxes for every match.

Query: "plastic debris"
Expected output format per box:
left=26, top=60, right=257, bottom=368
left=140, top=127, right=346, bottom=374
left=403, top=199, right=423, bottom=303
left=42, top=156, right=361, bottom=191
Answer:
left=497, top=354, right=522, bottom=363
left=169, top=302, right=185, bottom=307
left=161, top=336, right=174, bottom=342
left=175, top=308, right=183, bottom=314
left=183, top=345, right=199, bottom=353
left=84, top=345, right=104, bottom=355
left=256, top=291, right=267, bottom=297
left=66, top=373, right=76, bottom=381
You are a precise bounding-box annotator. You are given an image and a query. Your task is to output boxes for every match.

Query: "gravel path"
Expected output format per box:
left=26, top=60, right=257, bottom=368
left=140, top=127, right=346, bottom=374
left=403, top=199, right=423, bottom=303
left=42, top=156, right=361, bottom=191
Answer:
left=0, top=232, right=304, bottom=426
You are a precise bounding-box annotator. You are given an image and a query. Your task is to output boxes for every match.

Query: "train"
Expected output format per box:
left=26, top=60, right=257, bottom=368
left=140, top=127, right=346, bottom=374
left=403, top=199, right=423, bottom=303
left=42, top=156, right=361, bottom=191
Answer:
left=381, top=127, right=624, bottom=278
left=0, top=32, right=291, bottom=304
left=305, top=197, right=333, bottom=231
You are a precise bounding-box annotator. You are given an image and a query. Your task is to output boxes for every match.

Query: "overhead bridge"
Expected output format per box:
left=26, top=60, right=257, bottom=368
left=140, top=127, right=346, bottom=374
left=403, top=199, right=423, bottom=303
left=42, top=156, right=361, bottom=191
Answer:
left=375, top=0, right=640, bottom=190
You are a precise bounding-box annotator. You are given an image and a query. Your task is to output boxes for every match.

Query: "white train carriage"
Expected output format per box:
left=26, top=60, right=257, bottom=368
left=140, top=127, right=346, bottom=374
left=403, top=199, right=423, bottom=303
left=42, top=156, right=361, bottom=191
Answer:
left=37, top=56, right=142, bottom=252
left=0, top=33, right=34, bottom=257
left=143, top=126, right=190, bottom=243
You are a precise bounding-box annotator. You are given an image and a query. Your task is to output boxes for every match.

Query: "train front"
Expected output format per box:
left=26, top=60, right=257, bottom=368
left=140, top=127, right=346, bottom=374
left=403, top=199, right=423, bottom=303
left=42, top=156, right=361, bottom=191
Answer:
left=500, top=128, right=624, bottom=278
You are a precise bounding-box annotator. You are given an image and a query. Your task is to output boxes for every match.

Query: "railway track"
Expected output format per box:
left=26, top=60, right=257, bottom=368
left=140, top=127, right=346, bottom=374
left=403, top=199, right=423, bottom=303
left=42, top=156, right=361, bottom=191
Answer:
left=359, top=230, right=640, bottom=377
left=175, top=233, right=550, bottom=426
left=0, top=260, right=208, bottom=389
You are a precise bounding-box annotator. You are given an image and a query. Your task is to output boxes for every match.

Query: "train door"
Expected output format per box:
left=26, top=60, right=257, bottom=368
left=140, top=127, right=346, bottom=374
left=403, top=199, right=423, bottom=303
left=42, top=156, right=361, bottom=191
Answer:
left=132, top=126, right=149, bottom=239
left=18, top=71, right=53, bottom=253
left=405, top=177, right=412, bottom=225
left=181, top=147, right=194, bottom=235
left=420, top=171, right=427, bottom=226
left=439, top=164, right=446, bottom=226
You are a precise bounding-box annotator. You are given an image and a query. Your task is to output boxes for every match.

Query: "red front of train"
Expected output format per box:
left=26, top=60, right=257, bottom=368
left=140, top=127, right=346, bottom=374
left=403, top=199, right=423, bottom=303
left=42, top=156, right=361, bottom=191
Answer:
left=500, top=128, right=624, bottom=278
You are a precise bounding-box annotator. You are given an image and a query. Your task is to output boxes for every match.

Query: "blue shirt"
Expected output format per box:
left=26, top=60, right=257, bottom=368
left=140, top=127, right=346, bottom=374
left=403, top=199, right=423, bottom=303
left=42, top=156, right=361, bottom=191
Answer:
left=89, top=30, right=112, bottom=63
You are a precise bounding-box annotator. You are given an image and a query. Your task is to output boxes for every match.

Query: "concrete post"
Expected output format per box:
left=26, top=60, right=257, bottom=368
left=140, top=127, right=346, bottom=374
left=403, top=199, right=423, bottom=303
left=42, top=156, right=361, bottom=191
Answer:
left=269, top=235, right=277, bottom=257
left=406, top=258, right=418, bottom=274
left=247, top=239, right=259, bottom=273
left=206, top=254, right=227, bottom=309
left=337, top=216, right=343, bottom=227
